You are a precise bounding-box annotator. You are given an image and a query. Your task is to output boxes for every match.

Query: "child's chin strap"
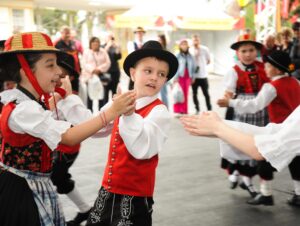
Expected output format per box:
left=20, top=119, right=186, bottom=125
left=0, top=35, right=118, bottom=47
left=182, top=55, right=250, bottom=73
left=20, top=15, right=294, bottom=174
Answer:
left=16, top=54, right=50, bottom=109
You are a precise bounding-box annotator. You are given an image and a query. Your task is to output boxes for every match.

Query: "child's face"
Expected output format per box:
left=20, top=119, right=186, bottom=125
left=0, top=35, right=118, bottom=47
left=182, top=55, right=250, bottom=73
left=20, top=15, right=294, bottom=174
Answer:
left=264, top=62, right=281, bottom=78
left=237, top=44, right=258, bottom=65
left=130, top=57, right=168, bottom=98
left=33, top=53, right=62, bottom=93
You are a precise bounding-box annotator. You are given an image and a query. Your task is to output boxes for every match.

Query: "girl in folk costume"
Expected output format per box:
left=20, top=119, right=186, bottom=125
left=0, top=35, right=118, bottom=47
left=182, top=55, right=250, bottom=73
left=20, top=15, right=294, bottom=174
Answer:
left=0, top=32, right=136, bottom=226
left=218, top=50, right=300, bottom=207
left=86, top=41, right=179, bottom=226
left=217, top=34, right=271, bottom=203
left=173, top=39, right=196, bottom=115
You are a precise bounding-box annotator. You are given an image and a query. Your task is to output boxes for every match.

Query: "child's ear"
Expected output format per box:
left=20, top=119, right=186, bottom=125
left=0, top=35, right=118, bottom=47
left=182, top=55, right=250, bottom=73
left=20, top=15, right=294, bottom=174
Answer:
left=129, top=67, right=136, bottom=82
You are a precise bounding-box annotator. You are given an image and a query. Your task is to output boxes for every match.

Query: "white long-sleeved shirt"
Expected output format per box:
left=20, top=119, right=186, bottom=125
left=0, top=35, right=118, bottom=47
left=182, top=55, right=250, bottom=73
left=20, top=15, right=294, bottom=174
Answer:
left=0, top=89, right=87, bottom=150
left=220, top=105, right=300, bottom=172
left=228, top=75, right=288, bottom=114
left=100, top=95, right=172, bottom=160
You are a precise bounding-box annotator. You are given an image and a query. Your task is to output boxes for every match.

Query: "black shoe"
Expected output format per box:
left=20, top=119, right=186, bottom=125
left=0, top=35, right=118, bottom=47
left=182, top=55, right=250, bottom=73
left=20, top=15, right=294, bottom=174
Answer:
left=239, top=182, right=257, bottom=198
left=67, top=208, right=91, bottom=226
left=247, top=194, right=274, bottom=206
left=230, top=181, right=238, bottom=189
left=287, top=194, right=300, bottom=207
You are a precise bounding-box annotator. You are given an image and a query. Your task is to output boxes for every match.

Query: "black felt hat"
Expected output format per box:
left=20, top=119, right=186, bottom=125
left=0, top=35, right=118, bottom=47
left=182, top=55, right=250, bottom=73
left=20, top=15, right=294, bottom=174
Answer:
left=263, top=50, right=293, bottom=74
left=57, top=52, right=79, bottom=78
left=123, top=40, right=178, bottom=80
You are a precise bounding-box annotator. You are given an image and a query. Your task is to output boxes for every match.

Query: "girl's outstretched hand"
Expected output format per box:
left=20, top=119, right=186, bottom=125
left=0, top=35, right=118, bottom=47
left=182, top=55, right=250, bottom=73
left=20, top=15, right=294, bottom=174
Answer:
left=110, top=90, right=136, bottom=116
left=180, top=111, right=222, bottom=137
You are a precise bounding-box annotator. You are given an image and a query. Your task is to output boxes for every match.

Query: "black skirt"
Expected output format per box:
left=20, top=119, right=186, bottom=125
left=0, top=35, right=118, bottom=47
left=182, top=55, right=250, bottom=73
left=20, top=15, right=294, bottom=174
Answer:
left=0, top=168, right=40, bottom=226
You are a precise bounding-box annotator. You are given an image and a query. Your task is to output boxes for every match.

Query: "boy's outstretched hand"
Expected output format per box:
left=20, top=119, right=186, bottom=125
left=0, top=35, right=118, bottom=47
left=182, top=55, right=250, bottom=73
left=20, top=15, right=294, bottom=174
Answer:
left=180, top=111, right=222, bottom=137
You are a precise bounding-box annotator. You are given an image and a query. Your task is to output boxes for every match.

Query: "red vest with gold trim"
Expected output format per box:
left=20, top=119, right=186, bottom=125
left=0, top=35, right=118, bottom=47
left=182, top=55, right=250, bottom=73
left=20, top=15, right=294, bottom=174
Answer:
left=234, top=61, right=269, bottom=95
left=102, top=99, right=163, bottom=197
left=268, top=77, right=300, bottom=123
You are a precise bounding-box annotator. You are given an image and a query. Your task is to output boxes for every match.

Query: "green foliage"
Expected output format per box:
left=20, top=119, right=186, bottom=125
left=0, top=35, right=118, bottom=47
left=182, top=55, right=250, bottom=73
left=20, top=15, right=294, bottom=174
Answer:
left=34, top=8, right=83, bottom=35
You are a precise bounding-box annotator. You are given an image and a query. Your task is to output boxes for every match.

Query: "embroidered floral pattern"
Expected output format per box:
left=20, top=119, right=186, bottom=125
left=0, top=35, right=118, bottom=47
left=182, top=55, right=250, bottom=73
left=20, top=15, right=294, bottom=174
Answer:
left=90, top=188, right=110, bottom=224
left=0, top=140, right=51, bottom=172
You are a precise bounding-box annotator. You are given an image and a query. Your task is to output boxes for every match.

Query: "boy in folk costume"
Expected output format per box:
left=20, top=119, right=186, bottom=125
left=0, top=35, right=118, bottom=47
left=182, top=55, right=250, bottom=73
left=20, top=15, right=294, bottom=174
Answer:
left=0, top=32, right=135, bottom=226
left=218, top=50, right=300, bottom=206
left=218, top=34, right=272, bottom=203
left=86, top=40, right=179, bottom=226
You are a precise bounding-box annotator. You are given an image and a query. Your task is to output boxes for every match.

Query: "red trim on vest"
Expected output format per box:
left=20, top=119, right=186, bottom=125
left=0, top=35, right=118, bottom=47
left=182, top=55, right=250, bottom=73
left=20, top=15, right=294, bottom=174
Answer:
left=102, top=99, right=163, bottom=197
left=21, top=34, right=33, bottom=49
left=234, top=61, right=269, bottom=94
left=268, top=77, right=300, bottom=123
left=4, top=36, right=13, bottom=51
left=0, top=102, right=52, bottom=172
left=41, top=33, right=53, bottom=47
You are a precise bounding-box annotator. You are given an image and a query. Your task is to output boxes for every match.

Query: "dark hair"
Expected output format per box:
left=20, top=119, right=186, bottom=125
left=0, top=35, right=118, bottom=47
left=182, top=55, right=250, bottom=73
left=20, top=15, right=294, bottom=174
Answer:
left=3, top=53, right=43, bottom=82
left=158, top=34, right=167, bottom=49
left=89, top=37, right=100, bottom=49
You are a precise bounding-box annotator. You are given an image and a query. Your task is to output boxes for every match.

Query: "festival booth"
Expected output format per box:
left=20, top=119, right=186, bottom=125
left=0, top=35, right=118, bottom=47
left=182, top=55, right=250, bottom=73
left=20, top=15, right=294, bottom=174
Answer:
left=108, top=1, right=244, bottom=75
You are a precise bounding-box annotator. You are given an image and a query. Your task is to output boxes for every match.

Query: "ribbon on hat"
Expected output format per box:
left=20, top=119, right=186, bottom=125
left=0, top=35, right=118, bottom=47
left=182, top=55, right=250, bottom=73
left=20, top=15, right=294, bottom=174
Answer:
left=16, top=54, right=50, bottom=109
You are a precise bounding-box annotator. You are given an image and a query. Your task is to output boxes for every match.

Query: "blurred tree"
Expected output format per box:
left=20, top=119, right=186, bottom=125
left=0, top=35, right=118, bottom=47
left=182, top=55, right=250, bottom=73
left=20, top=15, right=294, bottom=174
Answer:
left=34, top=8, right=84, bottom=36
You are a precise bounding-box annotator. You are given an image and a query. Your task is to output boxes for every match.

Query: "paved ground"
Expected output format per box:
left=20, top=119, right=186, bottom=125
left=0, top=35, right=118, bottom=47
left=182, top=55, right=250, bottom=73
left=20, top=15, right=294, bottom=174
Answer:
left=60, top=74, right=300, bottom=226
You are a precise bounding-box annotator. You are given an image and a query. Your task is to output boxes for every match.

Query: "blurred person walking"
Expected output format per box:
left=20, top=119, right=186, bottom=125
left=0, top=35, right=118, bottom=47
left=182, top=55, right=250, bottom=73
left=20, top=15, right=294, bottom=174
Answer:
left=173, top=39, right=196, bottom=115
left=158, top=34, right=170, bottom=108
left=102, top=33, right=122, bottom=105
left=127, top=26, right=146, bottom=90
left=189, top=34, right=212, bottom=114
left=81, top=37, right=111, bottom=111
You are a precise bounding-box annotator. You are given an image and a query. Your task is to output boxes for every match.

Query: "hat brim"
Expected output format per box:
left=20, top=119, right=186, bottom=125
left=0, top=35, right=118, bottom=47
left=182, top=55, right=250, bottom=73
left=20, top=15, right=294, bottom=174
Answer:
left=57, top=61, right=79, bottom=78
left=123, top=49, right=178, bottom=81
left=263, top=55, right=291, bottom=74
left=231, top=41, right=263, bottom=50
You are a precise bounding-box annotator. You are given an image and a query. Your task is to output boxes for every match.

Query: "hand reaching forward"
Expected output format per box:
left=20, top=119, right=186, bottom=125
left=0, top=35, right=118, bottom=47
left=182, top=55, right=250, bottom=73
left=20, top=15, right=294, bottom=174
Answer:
left=110, top=89, right=136, bottom=116
left=180, top=111, right=222, bottom=137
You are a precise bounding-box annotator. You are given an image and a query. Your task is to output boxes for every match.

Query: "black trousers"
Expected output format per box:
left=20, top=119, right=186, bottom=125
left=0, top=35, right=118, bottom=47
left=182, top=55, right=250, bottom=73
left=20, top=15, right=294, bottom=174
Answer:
left=289, top=156, right=300, bottom=181
left=51, top=151, right=79, bottom=194
left=86, top=187, right=154, bottom=226
left=191, top=78, right=212, bottom=111
left=257, top=160, right=276, bottom=181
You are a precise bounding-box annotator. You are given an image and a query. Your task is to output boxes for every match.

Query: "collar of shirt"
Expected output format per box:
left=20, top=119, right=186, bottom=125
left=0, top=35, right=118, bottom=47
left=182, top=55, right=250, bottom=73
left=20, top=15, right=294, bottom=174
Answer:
left=0, top=88, right=30, bottom=105
left=136, top=94, right=158, bottom=110
left=271, top=74, right=288, bottom=81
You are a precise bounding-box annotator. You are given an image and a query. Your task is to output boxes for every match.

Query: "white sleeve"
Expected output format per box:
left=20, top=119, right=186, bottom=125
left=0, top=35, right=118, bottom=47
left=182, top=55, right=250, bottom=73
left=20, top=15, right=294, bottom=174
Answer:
left=219, top=120, right=281, bottom=161
left=229, top=83, right=277, bottom=114
left=254, top=106, right=300, bottom=172
left=119, top=105, right=172, bottom=159
left=223, top=69, right=237, bottom=93
left=9, top=101, right=71, bottom=150
left=56, top=94, right=93, bottom=125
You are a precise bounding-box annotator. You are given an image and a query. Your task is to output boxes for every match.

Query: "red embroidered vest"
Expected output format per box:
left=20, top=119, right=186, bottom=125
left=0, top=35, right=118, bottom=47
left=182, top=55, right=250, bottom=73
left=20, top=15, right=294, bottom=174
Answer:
left=234, top=61, right=269, bottom=95
left=102, top=99, right=163, bottom=197
left=0, top=102, right=52, bottom=172
left=268, top=77, right=300, bottom=123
